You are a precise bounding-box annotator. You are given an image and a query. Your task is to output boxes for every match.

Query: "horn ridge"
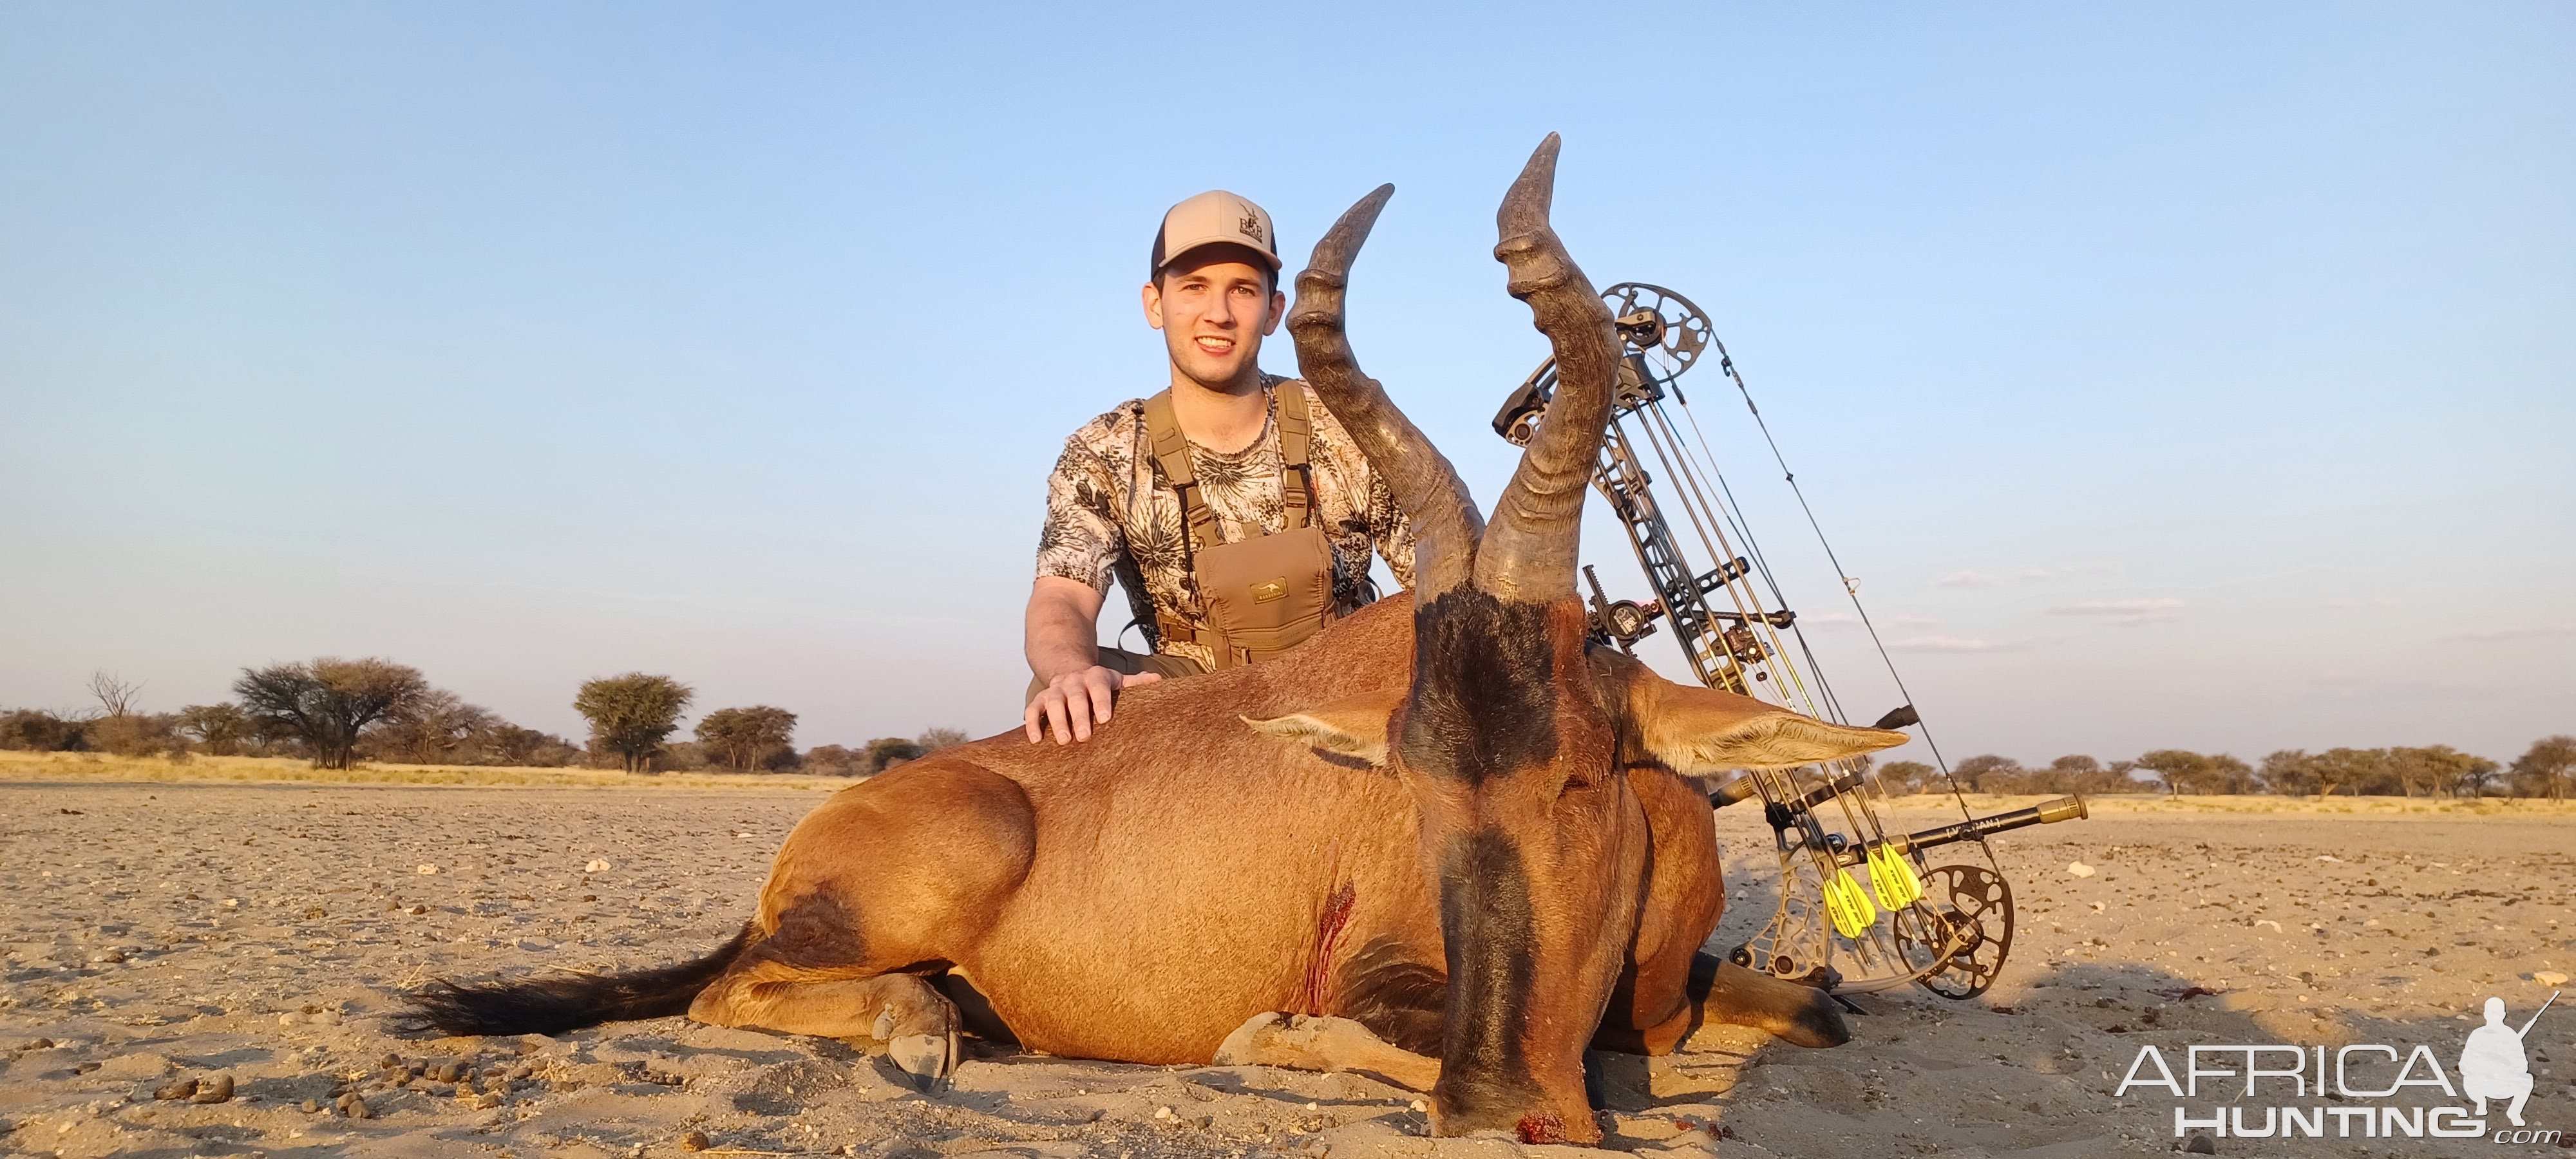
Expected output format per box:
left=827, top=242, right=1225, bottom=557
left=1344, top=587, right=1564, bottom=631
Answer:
left=1289, top=183, right=1484, bottom=598
left=1477, top=133, right=1618, bottom=602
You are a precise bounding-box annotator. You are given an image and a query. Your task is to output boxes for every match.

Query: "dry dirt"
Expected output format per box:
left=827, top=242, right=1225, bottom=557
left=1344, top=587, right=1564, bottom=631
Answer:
left=3, top=780, right=2570, bottom=1159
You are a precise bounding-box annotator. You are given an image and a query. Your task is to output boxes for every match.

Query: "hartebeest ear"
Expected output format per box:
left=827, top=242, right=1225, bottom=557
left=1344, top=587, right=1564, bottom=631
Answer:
left=1242, top=687, right=1405, bottom=766
left=1634, top=679, right=1909, bottom=773
left=1591, top=650, right=1907, bottom=773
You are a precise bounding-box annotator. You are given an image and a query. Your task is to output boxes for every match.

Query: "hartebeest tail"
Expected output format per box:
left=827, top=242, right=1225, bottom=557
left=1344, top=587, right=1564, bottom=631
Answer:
left=401, top=925, right=753, bottom=1037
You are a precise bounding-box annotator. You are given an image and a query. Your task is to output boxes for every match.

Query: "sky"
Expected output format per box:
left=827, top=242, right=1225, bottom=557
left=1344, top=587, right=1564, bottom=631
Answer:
left=3, top=3, right=2569, bottom=765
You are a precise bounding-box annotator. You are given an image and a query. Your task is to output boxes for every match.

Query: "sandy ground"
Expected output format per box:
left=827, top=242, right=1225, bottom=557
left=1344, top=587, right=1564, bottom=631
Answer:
left=3, top=780, right=2571, bottom=1159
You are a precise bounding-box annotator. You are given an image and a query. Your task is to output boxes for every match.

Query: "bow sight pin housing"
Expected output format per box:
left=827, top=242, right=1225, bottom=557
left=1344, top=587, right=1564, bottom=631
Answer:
left=1495, top=282, right=2093, bottom=1000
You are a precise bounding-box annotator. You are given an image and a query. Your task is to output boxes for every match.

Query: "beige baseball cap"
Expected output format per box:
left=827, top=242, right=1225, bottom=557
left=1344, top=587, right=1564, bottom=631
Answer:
left=1150, top=189, right=1282, bottom=277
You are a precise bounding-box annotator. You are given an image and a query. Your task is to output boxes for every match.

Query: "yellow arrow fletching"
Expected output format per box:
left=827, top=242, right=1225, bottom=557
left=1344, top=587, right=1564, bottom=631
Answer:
left=1823, top=868, right=1879, bottom=939
left=1868, top=844, right=1924, bottom=909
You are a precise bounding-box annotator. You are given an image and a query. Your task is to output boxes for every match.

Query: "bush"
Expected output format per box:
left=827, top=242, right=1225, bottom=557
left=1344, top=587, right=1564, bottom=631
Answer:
left=860, top=737, right=927, bottom=775
left=802, top=744, right=866, bottom=777
left=88, top=712, right=184, bottom=758
left=0, top=710, right=88, bottom=752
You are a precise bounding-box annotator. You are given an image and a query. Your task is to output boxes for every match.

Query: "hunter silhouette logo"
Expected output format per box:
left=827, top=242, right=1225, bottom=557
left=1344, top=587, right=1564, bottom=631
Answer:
left=2114, top=990, right=2560, bottom=1144
left=2463, top=992, right=2554, bottom=1127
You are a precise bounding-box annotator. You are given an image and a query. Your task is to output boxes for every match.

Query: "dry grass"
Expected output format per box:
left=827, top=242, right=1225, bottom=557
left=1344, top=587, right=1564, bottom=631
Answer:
left=1888, top=789, right=2576, bottom=818
left=0, top=749, right=855, bottom=791
left=7, top=751, right=2567, bottom=815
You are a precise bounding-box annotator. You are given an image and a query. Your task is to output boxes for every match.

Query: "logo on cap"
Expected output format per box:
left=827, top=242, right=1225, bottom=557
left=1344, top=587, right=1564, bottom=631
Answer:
left=1238, top=203, right=1265, bottom=245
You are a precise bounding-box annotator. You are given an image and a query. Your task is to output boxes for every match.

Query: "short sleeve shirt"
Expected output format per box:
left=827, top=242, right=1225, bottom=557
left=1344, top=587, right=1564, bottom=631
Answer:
left=1036, top=376, right=1417, bottom=670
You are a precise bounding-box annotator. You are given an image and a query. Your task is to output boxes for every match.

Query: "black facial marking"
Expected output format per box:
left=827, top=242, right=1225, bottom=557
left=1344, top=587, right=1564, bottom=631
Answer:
left=1403, top=589, right=1558, bottom=784
left=1436, top=828, right=1540, bottom=1110
left=1335, top=935, right=1448, bottom=1057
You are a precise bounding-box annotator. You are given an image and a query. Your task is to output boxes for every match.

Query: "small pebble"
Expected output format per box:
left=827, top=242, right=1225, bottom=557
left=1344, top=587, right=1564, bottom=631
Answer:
left=417, top=864, right=439, bottom=875
left=2537, top=971, right=2569, bottom=987
left=471, top=1092, right=502, bottom=1109
left=152, top=1078, right=198, bottom=1101
left=678, top=1129, right=711, bottom=1151
left=586, top=859, right=612, bottom=872
left=2066, top=862, right=2095, bottom=878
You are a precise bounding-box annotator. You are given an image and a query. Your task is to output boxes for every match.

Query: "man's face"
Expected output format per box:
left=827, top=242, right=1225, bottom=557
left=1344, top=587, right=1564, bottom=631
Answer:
left=1142, top=248, right=1285, bottom=390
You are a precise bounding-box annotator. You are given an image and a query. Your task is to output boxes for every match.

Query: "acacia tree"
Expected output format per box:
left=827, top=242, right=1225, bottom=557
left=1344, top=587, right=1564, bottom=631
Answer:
left=1950, top=753, right=2022, bottom=794
left=234, top=658, right=429, bottom=769
left=574, top=674, right=694, bottom=773
left=88, top=670, right=143, bottom=718
left=1877, top=759, right=1935, bottom=795
left=372, top=689, right=499, bottom=765
left=2133, top=749, right=2207, bottom=796
left=695, top=706, right=797, bottom=772
left=2512, top=735, right=2575, bottom=801
left=176, top=704, right=251, bottom=755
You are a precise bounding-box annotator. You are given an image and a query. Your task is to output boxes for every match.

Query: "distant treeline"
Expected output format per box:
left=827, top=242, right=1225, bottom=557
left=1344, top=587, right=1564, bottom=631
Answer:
left=0, top=663, right=963, bottom=778
left=8, top=663, right=2569, bottom=798
left=1875, top=739, right=2575, bottom=801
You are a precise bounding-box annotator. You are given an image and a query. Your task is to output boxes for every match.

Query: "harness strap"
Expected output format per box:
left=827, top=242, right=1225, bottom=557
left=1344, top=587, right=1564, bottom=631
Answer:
left=1276, top=382, right=1314, bottom=529
left=1142, top=390, right=1226, bottom=554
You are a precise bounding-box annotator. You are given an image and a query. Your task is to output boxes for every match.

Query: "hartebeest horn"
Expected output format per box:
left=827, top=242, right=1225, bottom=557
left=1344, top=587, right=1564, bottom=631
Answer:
left=1290, top=183, right=1486, bottom=598
left=1475, top=134, right=1619, bottom=603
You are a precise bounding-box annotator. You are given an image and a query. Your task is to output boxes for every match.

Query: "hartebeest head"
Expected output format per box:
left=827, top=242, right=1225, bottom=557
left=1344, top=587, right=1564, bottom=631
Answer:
left=1253, top=137, right=1905, bottom=1143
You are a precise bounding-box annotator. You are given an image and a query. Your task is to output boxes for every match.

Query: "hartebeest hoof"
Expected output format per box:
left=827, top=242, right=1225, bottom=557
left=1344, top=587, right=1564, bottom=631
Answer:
left=886, top=1032, right=956, bottom=1092
left=1691, top=953, right=1850, bottom=1048
left=1212, top=1012, right=1443, bottom=1092
left=868, top=981, right=961, bottom=1092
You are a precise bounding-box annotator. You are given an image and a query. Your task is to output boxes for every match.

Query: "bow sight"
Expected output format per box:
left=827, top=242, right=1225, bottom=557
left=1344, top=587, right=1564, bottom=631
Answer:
left=1494, top=283, right=2091, bottom=999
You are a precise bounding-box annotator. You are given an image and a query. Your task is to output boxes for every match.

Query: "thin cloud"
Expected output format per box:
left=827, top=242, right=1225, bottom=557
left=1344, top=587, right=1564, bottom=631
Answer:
left=1936, top=563, right=2111, bottom=589
left=2438, top=623, right=2576, bottom=642
left=2048, top=598, right=2184, bottom=627
left=2323, top=596, right=2400, bottom=610
left=1886, top=635, right=2022, bottom=653
left=1801, top=611, right=1938, bottom=630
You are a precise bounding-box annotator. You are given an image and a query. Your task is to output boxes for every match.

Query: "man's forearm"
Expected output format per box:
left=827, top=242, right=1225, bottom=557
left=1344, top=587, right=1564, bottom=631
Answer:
left=1025, top=581, right=1106, bottom=681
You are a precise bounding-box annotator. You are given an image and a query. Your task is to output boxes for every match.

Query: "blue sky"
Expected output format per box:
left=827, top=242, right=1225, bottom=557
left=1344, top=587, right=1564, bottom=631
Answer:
left=3, top=3, right=2568, bottom=764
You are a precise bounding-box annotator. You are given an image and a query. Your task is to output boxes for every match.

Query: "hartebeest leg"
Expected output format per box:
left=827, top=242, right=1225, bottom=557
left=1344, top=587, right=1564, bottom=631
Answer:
left=693, top=972, right=962, bottom=1089
left=1593, top=768, right=1726, bottom=1055
left=1213, top=1012, right=1442, bottom=1092
left=1690, top=954, right=1848, bottom=1048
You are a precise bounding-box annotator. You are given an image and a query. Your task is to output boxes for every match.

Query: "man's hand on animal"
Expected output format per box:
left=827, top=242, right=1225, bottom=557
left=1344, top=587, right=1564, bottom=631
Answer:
left=1024, top=664, right=1161, bottom=744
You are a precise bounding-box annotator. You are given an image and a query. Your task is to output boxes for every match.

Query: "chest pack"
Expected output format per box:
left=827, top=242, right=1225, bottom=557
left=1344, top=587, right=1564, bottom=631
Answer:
left=1141, top=386, right=1341, bottom=668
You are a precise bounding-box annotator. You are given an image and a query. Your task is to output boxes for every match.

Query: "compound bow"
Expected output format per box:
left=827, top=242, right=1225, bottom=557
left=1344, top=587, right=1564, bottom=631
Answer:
left=1494, top=283, right=2088, bottom=1000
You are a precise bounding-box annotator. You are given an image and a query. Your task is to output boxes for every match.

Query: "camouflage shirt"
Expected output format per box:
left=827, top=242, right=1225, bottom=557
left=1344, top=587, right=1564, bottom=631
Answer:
left=1036, top=376, right=1416, bottom=670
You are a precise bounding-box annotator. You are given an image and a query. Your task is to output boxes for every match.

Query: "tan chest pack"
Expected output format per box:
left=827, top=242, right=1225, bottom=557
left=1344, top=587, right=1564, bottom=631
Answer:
left=1142, top=386, right=1341, bottom=668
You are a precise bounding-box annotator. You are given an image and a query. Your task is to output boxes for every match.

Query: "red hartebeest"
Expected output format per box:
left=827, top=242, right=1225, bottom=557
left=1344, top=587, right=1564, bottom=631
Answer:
left=412, top=137, right=1906, bottom=1145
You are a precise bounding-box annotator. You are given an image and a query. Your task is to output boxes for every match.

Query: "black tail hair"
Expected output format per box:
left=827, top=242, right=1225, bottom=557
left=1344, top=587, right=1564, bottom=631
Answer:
left=400, top=923, right=754, bottom=1037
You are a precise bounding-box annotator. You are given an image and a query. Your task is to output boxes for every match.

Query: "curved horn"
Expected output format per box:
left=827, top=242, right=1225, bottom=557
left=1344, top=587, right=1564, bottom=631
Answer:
left=1289, top=183, right=1484, bottom=597
left=1474, top=134, right=1618, bottom=602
